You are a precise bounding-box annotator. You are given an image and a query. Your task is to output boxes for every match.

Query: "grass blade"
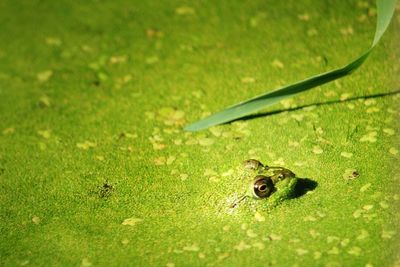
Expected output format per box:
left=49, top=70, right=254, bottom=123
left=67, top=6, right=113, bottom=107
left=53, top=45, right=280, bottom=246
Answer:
left=185, top=0, right=396, bottom=132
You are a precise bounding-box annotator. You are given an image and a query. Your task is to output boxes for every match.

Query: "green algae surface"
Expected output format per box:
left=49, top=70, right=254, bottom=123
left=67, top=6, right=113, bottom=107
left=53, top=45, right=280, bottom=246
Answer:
left=0, top=0, right=399, bottom=266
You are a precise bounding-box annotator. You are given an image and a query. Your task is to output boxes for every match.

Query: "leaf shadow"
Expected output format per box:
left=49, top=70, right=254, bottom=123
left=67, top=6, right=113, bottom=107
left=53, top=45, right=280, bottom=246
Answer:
left=229, top=89, right=400, bottom=123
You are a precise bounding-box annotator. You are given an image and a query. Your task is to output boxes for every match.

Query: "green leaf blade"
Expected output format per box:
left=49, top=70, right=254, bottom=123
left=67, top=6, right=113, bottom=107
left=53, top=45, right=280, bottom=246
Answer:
left=184, top=0, right=396, bottom=132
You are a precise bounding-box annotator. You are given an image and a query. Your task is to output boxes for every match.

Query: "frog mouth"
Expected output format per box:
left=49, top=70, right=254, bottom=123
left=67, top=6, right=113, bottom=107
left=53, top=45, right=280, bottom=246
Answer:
left=229, top=195, right=248, bottom=209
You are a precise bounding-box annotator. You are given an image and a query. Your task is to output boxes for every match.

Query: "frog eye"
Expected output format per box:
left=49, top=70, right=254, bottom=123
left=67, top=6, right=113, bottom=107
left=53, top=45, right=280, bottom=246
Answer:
left=252, top=175, right=274, bottom=199
left=243, top=159, right=264, bottom=170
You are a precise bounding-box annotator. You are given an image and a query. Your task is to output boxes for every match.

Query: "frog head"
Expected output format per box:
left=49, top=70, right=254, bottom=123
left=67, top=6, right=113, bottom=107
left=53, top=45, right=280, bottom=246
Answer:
left=229, top=159, right=298, bottom=209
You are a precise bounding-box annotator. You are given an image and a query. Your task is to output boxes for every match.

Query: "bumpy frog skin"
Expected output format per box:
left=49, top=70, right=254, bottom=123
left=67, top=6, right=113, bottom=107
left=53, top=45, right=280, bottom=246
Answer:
left=230, top=159, right=298, bottom=209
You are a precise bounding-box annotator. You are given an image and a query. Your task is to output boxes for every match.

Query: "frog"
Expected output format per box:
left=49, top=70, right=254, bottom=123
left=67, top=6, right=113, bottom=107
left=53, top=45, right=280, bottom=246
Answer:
left=229, top=159, right=298, bottom=209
